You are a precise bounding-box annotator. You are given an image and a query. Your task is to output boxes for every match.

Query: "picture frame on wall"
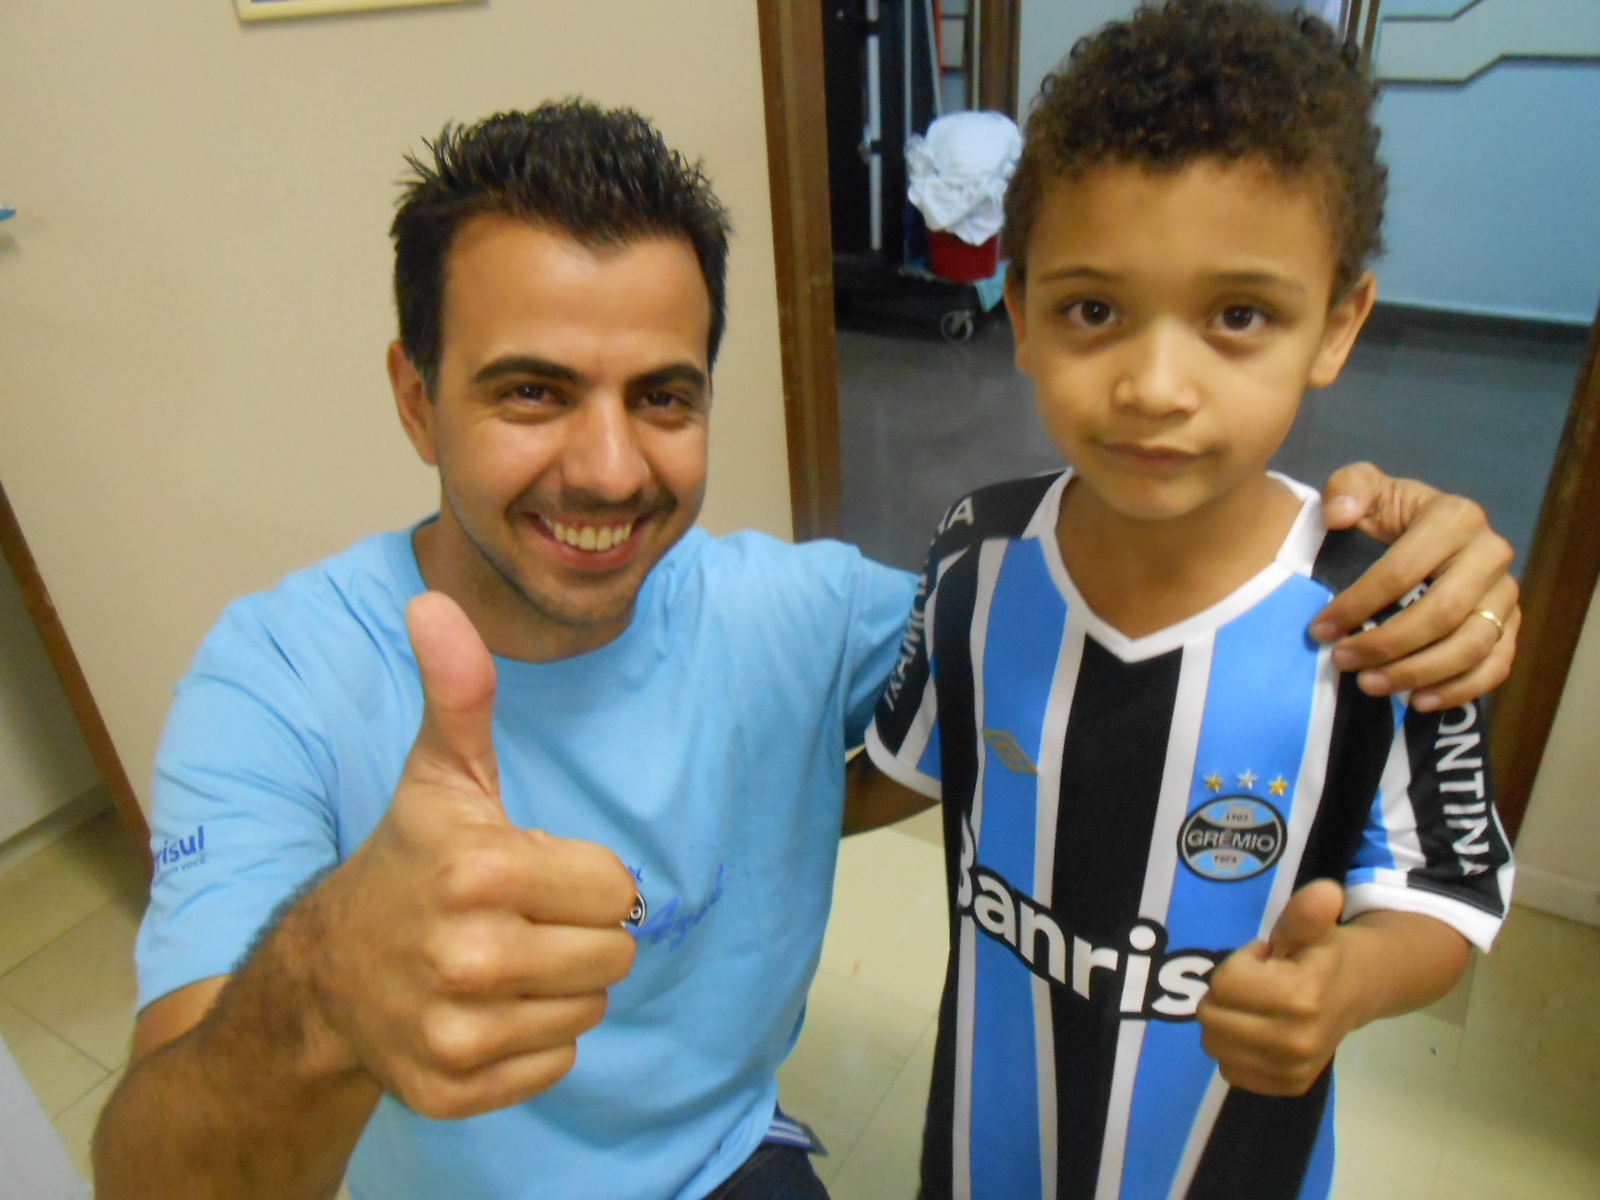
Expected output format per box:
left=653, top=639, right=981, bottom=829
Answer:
left=235, top=0, right=476, bottom=22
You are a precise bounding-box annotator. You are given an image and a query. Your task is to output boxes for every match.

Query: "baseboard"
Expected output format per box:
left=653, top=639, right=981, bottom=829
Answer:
left=1513, top=864, right=1600, bottom=928
left=0, top=784, right=113, bottom=877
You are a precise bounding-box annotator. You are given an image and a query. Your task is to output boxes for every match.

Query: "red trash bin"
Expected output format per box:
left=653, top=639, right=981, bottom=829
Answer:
left=928, top=230, right=1000, bottom=283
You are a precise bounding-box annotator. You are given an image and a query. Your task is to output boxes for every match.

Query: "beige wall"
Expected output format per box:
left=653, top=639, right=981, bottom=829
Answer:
left=1516, top=580, right=1600, bottom=927
left=0, top=2, right=791, bottom=817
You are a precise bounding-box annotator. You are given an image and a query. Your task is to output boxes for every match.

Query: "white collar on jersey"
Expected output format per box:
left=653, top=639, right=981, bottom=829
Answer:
left=1019, top=469, right=1328, bottom=664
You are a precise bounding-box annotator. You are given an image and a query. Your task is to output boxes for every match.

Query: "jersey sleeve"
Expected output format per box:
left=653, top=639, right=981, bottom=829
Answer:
left=1342, top=695, right=1513, bottom=951
left=134, top=604, right=341, bottom=1011
left=842, top=555, right=921, bottom=750
left=864, top=515, right=969, bottom=800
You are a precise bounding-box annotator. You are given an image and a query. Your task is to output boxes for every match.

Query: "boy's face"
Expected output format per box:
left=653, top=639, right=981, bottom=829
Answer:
left=1006, top=159, right=1375, bottom=524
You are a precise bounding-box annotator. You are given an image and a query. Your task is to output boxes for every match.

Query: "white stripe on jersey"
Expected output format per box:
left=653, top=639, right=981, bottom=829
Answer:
left=1140, top=640, right=1217, bottom=921
left=953, top=918, right=978, bottom=1200
left=1093, top=638, right=1216, bottom=1200
left=1261, top=644, right=1341, bottom=935
left=1095, top=1022, right=1149, bottom=1200
left=1166, top=1070, right=1231, bottom=1200
left=1033, top=973, right=1059, bottom=1200
left=1031, top=605, right=1087, bottom=1200
left=953, top=540, right=1006, bottom=1200
left=969, top=540, right=1005, bottom=845
left=1373, top=703, right=1427, bottom=875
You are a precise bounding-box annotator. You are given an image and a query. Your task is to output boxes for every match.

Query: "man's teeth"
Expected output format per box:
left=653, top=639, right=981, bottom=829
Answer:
left=543, top=518, right=636, bottom=552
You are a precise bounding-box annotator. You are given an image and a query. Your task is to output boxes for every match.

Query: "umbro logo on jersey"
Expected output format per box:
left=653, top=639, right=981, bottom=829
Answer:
left=982, top=729, right=1038, bottom=775
left=1179, top=796, right=1286, bottom=882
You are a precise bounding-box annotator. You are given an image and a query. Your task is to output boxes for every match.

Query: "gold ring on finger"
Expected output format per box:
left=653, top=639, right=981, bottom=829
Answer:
left=1473, top=610, right=1506, bottom=642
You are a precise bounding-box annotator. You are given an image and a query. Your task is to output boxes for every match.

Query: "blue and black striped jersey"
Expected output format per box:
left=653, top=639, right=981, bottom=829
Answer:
left=866, top=470, right=1513, bottom=1200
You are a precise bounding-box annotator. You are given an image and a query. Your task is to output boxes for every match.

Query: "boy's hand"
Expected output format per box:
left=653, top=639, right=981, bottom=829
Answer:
left=1312, top=463, right=1518, bottom=712
left=1197, top=881, right=1357, bottom=1097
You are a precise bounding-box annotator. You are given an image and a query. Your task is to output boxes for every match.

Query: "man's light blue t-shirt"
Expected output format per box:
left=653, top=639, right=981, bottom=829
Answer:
left=135, top=522, right=915, bottom=1200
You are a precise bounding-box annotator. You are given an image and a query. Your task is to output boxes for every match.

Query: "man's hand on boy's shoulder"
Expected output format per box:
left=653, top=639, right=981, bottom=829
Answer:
left=1311, top=463, right=1518, bottom=712
left=1196, top=880, right=1472, bottom=1098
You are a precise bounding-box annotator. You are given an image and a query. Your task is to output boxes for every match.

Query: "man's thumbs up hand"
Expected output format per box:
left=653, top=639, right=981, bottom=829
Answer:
left=1197, top=880, right=1357, bottom=1097
left=404, top=590, right=502, bottom=806
left=305, top=592, right=639, bottom=1120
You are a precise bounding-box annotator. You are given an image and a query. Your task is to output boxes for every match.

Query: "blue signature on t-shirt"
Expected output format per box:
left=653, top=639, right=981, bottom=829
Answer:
left=630, top=862, right=726, bottom=951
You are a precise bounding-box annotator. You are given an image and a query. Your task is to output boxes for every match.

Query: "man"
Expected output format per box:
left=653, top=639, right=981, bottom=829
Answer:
left=93, top=102, right=1518, bottom=1200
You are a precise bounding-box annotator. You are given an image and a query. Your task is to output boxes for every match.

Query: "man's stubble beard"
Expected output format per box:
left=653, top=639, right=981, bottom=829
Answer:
left=441, top=483, right=668, bottom=637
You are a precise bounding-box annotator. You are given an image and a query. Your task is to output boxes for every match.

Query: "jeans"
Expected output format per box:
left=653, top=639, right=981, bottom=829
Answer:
left=702, top=1145, right=832, bottom=1200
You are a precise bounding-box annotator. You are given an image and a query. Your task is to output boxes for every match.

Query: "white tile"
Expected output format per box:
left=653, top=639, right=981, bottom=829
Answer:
left=0, top=809, right=146, bottom=977
left=52, top=1067, right=120, bottom=1187
left=1330, top=1010, right=1461, bottom=1198
left=1432, top=1030, right=1600, bottom=1200
left=1464, top=905, right=1600, bottom=1097
left=1421, top=955, right=1474, bottom=1029
left=0, top=890, right=144, bottom=1070
left=819, top=828, right=950, bottom=1017
left=0, top=996, right=108, bottom=1119
left=778, top=970, right=936, bottom=1183
left=892, top=806, right=944, bottom=850
left=828, top=1014, right=937, bottom=1200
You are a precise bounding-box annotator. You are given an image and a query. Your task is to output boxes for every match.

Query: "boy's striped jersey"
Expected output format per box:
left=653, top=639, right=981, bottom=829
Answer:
left=865, top=470, right=1513, bottom=1200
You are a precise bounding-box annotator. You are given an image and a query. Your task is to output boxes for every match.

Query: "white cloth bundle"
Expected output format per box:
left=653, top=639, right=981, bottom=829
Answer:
left=906, top=110, right=1022, bottom=246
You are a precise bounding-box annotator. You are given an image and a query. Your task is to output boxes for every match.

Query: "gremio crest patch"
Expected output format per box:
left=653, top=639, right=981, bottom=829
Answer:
left=1179, top=796, right=1286, bottom=882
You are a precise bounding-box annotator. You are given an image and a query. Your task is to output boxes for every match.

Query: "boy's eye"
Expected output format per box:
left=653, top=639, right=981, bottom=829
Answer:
left=1218, top=305, right=1267, bottom=333
left=1065, top=299, right=1116, bottom=328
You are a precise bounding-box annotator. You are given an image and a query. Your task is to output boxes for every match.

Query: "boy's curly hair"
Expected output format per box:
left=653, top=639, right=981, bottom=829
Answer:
left=1004, top=0, right=1386, bottom=302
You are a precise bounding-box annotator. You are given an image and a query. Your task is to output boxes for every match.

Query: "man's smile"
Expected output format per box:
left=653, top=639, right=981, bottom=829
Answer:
left=538, top=514, right=638, bottom=553
left=527, top=510, right=657, bottom=571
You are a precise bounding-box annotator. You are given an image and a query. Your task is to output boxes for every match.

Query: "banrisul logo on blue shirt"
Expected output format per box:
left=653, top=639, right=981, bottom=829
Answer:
left=153, top=825, right=207, bottom=879
left=1180, top=798, right=1285, bottom=881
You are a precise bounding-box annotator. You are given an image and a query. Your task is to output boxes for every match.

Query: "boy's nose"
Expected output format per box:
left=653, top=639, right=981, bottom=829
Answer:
left=1113, top=324, right=1202, bottom=418
left=560, top=395, right=652, bottom=503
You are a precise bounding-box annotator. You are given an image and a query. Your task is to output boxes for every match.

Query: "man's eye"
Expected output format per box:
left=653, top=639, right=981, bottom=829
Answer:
left=508, top=383, right=554, bottom=403
left=1218, top=305, right=1267, bottom=333
left=642, top=389, right=687, bottom=410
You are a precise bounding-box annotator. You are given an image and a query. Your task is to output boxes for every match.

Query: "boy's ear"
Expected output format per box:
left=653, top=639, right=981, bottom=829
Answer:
left=1308, top=271, right=1377, bottom=389
left=1004, top=272, right=1032, bottom=373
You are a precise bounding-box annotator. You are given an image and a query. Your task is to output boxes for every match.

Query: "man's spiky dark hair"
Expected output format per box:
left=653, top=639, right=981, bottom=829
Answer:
left=392, top=100, right=733, bottom=387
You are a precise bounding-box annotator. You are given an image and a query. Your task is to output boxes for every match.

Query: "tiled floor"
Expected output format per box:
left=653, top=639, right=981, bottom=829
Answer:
left=3, top=808, right=1597, bottom=1198
left=0, top=808, right=144, bottom=1184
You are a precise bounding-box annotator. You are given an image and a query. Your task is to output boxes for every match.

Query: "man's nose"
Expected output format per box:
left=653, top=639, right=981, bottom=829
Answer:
left=560, top=396, right=651, bottom=503
left=1112, top=322, right=1202, bottom=418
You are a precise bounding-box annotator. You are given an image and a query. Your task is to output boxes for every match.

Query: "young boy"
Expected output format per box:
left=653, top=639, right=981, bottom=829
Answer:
left=848, top=3, right=1514, bottom=1197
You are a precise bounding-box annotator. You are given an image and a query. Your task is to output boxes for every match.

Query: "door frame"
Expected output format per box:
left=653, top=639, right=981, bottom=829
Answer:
left=757, top=0, right=1600, bottom=841
left=1488, top=306, right=1600, bottom=840
left=0, top=482, right=152, bottom=873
